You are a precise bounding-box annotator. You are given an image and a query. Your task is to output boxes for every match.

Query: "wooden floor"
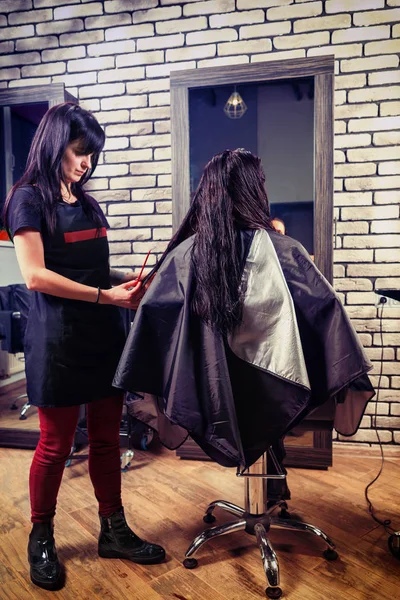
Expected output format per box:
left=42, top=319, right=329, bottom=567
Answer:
left=0, top=440, right=399, bottom=600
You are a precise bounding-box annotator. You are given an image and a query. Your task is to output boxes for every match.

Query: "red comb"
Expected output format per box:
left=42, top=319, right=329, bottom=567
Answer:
left=137, top=249, right=151, bottom=281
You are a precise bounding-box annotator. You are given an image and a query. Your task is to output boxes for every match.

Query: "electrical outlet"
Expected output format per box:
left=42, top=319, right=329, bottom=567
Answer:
left=375, top=293, right=400, bottom=307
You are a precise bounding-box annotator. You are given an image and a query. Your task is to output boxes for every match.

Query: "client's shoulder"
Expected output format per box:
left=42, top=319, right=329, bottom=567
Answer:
left=161, top=235, right=195, bottom=271
left=267, top=228, right=308, bottom=255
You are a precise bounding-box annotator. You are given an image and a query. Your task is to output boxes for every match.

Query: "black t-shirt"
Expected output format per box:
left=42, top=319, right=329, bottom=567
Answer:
left=7, top=185, right=43, bottom=238
left=6, top=185, right=125, bottom=408
left=7, top=185, right=110, bottom=288
left=7, top=184, right=109, bottom=238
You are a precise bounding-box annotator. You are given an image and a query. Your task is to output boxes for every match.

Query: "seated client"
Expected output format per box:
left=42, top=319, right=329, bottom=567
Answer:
left=114, top=149, right=374, bottom=480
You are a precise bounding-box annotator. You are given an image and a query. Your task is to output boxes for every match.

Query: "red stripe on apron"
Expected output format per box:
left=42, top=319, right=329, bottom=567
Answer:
left=64, top=227, right=107, bottom=244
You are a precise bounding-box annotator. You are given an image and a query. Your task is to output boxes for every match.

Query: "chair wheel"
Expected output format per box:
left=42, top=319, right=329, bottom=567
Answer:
left=388, top=533, right=400, bottom=559
left=203, top=513, right=216, bottom=524
left=19, top=414, right=27, bottom=420
left=183, top=558, right=198, bottom=569
left=266, top=586, right=282, bottom=598
left=323, top=549, right=338, bottom=561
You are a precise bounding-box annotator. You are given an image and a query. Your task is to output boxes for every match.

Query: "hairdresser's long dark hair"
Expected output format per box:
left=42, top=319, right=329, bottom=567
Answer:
left=158, top=149, right=274, bottom=335
left=3, top=102, right=105, bottom=234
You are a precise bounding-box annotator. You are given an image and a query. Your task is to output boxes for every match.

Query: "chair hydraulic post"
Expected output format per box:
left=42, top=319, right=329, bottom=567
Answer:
left=183, top=447, right=338, bottom=599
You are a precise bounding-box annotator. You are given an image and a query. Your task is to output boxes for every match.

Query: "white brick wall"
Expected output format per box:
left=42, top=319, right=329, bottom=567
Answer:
left=1, top=0, right=399, bottom=447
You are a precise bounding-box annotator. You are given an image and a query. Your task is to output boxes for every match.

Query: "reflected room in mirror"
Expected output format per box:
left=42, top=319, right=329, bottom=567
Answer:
left=0, top=103, right=48, bottom=448
left=189, top=78, right=314, bottom=256
left=0, top=102, right=48, bottom=234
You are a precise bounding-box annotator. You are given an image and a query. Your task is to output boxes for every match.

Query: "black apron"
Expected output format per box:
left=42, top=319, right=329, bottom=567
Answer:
left=24, top=199, right=126, bottom=408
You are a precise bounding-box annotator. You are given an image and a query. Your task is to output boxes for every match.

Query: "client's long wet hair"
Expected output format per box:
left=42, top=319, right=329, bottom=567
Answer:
left=3, top=102, right=105, bottom=234
left=159, top=149, right=274, bottom=335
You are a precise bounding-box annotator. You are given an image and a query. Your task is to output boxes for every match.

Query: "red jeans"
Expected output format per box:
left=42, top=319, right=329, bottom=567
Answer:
left=30, top=395, right=123, bottom=523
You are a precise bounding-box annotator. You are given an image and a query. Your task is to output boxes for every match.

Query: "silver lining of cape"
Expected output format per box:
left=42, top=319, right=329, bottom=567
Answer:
left=228, top=229, right=311, bottom=390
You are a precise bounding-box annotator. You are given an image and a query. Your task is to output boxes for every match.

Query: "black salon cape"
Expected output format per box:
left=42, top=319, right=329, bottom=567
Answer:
left=114, top=229, right=374, bottom=468
left=7, top=185, right=125, bottom=408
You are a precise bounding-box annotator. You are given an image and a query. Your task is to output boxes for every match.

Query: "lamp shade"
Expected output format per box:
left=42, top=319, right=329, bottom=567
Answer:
left=224, top=89, right=247, bottom=119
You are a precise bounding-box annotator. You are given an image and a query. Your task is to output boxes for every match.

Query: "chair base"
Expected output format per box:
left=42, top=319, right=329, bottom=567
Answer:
left=10, top=393, right=30, bottom=419
left=184, top=499, right=337, bottom=598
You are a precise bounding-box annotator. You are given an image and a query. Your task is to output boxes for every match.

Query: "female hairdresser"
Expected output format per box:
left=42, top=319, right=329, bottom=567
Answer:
left=3, top=103, right=165, bottom=591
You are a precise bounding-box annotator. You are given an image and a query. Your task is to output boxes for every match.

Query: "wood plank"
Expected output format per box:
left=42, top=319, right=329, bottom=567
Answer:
left=170, top=56, right=335, bottom=87
left=170, top=84, right=189, bottom=232
left=150, top=566, right=229, bottom=600
left=314, top=71, right=334, bottom=283
left=0, top=83, right=66, bottom=107
left=1, top=444, right=399, bottom=599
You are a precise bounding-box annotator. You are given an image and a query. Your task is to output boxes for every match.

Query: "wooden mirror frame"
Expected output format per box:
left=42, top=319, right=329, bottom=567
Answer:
left=170, top=55, right=334, bottom=283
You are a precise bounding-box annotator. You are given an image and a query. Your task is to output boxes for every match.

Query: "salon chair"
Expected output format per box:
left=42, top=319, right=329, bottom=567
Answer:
left=183, top=400, right=338, bottom=599
left=0, top=284, right=30, bottom=419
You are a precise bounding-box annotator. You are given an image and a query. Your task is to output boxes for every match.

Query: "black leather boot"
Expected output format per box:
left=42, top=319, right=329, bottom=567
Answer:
left=267, top=439, right=291, bottom=509
left=267, top=477, right=291, bottom=509
left=28, top=521, right=63, bottom=591
left=98, top=507, right=166, bottom=565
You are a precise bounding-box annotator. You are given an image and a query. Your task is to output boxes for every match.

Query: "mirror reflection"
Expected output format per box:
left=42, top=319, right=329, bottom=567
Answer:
left=0, top=102, right=48, bottom=224
left=189, top=77, right=314, bottom=255
left=0, top=101, right=49, bottom=446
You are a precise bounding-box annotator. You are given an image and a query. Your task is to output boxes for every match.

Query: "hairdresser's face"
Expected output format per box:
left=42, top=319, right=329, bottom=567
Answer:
left=62, top=140, right=93, bottom=184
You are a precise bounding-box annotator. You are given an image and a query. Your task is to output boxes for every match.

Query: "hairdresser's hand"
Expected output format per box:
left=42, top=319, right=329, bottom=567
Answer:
left=110, top=269, right=141, bottom=285
left=123, top=271, right=155, bottom=293
left=121, top=271, right=141, bottom=284
left=99, top=280, right=144, bottom=310
left=143, top=273, right=156, bottom=291
left=124, top=270, right=155, bottom=288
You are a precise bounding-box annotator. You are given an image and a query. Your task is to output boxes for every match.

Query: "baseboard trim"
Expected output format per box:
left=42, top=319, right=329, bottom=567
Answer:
left=333, top=442, right=400, bottom=459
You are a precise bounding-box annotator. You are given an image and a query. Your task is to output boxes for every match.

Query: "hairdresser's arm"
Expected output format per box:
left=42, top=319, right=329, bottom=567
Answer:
left=109, top=268, right=139, bottom=286
left=13, top=229, right=143, bottom=310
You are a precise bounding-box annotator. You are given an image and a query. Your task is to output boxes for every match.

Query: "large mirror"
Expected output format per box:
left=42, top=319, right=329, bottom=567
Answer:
left=0, top=84, right=76, bottom=448
left=189, top=78, right=314, bottom=255
left=171, top=55, right=334, bottom=283
left=171, top=56, right=335, bottom=468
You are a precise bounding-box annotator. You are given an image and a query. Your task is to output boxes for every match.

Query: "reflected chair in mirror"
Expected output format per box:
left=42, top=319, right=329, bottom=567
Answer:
left=183, top=402, right=338, bottom=600
left=0, top=284, right=30, bottom=419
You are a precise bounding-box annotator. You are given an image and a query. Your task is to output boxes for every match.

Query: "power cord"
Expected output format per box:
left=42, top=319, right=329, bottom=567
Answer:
left=364, top=297, right=400, bottom=558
